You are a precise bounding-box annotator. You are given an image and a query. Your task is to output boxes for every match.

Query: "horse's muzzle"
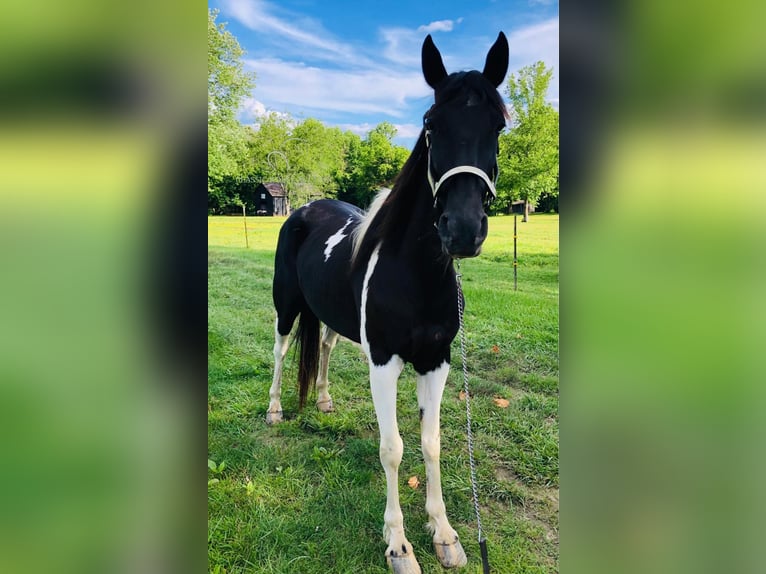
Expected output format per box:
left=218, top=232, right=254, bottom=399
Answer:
left=438, top=213, right=488, bottom=258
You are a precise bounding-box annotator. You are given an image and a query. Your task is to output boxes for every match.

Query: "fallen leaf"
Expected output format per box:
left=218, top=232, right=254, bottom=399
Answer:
left=407, top=476, right=420, bottom=489
left=458, top=391, right=466, bottom=401
left=493, top=397, right=510, bottom=408
left=516, top=333, right=523, bottom=339
left=491, top=345, right=500, bottom=354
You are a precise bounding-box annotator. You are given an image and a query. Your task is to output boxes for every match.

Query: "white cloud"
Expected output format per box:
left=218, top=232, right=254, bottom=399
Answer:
left=221, top=0, right=372, bottom=66
left=505, top=17, right=559, bottom=102
left=392, top=123, right=423, bottom=138
left=239, top=98, right=295, bottom=124
left=379, top=27, right=422, bottom=67
left=505, top=18, right=559, bottom=69
left=417, top=19, right=462, bottom=33
left=244, top=58, right=431, bottom=117
left=222, top=4, right=556, bottom=144
left=380, top=18, right=463, bottom=66
left=240, top=98, right=267, bottom=117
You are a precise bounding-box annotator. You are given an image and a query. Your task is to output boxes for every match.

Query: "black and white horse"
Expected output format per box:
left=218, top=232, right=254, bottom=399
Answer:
left=267, top=33, right=509, bottom=573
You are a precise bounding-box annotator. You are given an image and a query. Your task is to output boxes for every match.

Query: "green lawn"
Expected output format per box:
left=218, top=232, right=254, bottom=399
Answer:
left=208, top=213, right=559, bottom=573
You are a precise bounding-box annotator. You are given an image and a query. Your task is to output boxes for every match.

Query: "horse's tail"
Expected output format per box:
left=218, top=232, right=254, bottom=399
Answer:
left=295, top=306, right=320, bottom=410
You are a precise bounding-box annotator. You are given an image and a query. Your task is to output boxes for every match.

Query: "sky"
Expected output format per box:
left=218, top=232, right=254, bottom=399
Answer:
left=210, top=0, right=559, bottom=149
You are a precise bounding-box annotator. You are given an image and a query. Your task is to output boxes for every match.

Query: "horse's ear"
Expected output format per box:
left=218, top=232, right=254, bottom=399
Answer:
left=482, top=32, right=509, bottom=88
left=422, top=34, right=448, bottom=89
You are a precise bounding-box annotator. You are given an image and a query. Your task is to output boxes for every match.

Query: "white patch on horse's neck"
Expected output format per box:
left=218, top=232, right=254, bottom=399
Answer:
left=351, top=189, right=390, bottom=263
left=323, top=217, right=353, bottom=262
left=360, top=243, right=382, bottom=358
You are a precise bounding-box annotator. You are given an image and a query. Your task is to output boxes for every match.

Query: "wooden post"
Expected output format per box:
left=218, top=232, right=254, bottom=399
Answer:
left=513, top=214, right=517, bottom=291
left=242, top=203, right=249, bottom=248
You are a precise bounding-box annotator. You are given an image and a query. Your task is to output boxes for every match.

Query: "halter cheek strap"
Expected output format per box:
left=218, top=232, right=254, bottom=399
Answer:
left=425, top=131, right=497, bottom=202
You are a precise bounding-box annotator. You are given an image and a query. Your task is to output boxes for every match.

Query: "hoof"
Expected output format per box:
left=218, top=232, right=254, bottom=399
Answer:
left=386, top=552, right=421, bottom=574
left=316, top=399, right=334, bottom=413
left=265, top=410, right=283, bottom=424
left=434, top=539, right=467, bottom=569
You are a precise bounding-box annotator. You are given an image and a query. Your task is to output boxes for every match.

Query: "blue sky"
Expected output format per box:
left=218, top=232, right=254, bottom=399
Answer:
left=211, top=0, right=558, bottom=149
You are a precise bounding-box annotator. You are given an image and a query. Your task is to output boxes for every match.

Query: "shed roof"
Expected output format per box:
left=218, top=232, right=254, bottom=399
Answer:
left=262, top=182, right=287, bottom=197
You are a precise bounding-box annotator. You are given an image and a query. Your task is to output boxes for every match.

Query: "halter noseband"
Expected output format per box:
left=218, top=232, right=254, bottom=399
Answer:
left=425, top=128, right=498, bottom=204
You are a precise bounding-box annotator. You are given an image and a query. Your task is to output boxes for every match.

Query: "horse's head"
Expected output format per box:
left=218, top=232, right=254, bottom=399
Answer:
left=422, top=32, right=509, bottom=258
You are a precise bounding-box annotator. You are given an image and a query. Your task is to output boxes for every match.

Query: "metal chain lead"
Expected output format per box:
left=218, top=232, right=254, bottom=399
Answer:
left=455, top=260, right=484, bottom=544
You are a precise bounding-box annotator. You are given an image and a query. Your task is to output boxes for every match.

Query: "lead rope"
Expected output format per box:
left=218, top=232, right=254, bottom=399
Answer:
left=455, top=260, right=491, bottom=574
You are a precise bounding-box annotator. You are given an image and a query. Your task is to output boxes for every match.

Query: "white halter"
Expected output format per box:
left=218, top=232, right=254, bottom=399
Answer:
left=425, top=131, right=497, bottom=202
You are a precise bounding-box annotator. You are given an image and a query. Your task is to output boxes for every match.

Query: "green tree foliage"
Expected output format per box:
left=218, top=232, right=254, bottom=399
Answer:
left=208, top=9, right=256, bottom=212
left=245, top=117, right=352, bottom=209
left=208, top=9, right=254, bottom=125
left=495, top=61, right=559, bottom=220
left=208, top=122, right=252, bottom=212
left=280, top=119, right=349, bottom=206
left=336, top=122, right=409, bottom=208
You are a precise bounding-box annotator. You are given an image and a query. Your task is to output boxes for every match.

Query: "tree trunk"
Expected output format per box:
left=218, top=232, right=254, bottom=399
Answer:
left=523, top=200, right=529, bottom=222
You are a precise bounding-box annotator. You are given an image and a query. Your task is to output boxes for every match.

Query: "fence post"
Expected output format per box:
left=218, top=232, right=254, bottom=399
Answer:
left=242, top=203, right=249, bottom=248
left=513, top=214, right=517, bottom=291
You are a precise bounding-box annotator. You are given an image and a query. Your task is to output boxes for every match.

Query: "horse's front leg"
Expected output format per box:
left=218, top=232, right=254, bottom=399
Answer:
left=417, top=362, right=467, bottom=569
left=370, top=355, right=421, bottom=574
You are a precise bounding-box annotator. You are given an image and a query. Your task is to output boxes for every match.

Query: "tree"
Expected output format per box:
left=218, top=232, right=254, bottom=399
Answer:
left=240, top=115, right=351, bottom=210
left=208, top=121, right=252, bottom=212
left=208, top=9, right=256, bottom=211
left=283, top=119, right=348, bottom=206
left=208, top=9, right=255, bottom=124
left=496, top=61, right=559, bottom=221
left=336, top=123, right=409, bottom=208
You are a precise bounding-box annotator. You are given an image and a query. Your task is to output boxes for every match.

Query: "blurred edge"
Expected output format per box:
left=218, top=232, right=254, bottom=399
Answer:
left=561, top=1, right=766, bottom=574
left=1, top=1, right=765, bottom=573
left=0, top=1, right=206, bottom=573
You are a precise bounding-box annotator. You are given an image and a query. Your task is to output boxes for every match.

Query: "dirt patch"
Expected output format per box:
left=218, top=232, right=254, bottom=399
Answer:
left=495, top=465, right=521, bottom=483
left=520, top=504, right=559, bottom=546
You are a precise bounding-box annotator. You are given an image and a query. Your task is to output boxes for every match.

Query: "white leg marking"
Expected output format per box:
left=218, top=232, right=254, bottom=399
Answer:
left=362, top=244, right=420, bottom=570
left=323, top=217, right=353, bottom=262
left=267, top=317, right=289, bottom=423
left=315, top=325, right=339, bottom=411
left=417, top=362, right=459, bottom=542
left=370, top=356, right=413, bottom=555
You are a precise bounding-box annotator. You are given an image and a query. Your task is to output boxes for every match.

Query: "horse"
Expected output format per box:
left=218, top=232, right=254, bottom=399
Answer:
left=266, top=32, right=509, bottom=573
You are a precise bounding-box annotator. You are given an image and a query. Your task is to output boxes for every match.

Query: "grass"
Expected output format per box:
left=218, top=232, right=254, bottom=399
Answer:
left=208, top=212, right=559, bottom=573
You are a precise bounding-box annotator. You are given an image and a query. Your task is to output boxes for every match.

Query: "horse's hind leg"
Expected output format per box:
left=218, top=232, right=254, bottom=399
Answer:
left=268, top=220, right=303, bottom=424
left=417, top=362, right=467, bottom=568
left=315, top=325, right=339, bottom=413
left=266, top=315, right=293, bottom=424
